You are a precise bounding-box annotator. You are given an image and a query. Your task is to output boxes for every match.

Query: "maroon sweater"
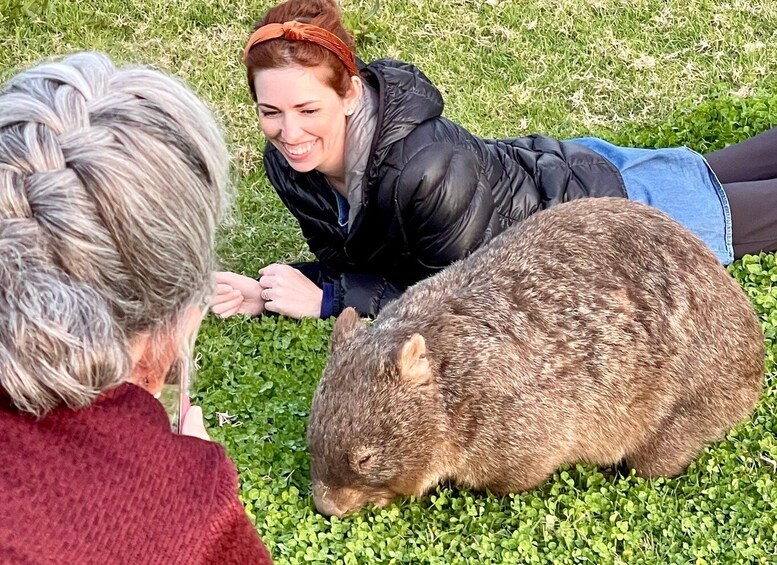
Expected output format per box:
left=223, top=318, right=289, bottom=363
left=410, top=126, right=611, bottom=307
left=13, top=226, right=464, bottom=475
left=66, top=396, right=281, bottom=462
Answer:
left=0, top=383, right=272, bottom=564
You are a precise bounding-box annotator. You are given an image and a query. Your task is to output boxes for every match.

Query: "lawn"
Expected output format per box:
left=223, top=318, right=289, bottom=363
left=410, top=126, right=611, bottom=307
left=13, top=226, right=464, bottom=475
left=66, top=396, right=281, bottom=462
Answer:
left=2, top=0, right=777, bottom=563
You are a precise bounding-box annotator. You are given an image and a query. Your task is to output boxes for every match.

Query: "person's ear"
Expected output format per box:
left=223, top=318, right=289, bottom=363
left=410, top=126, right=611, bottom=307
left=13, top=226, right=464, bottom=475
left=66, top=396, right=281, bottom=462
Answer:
left=129, top=305, right=204, bottom=395
left=344, top=76, right=363, bottom=115
left=183, top=305, right=205, bottom=340
left=130, top=331, right=175, bottom=396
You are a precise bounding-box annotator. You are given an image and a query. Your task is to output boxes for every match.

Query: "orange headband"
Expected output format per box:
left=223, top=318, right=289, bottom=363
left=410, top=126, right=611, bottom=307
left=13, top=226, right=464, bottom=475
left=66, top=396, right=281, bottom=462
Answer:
left=243, top=20, right=359, bottom=77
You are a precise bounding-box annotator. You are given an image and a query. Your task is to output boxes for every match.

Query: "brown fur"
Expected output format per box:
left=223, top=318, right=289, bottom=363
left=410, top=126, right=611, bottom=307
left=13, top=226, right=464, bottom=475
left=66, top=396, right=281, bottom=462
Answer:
left=307, top=198, right=764, bottom=516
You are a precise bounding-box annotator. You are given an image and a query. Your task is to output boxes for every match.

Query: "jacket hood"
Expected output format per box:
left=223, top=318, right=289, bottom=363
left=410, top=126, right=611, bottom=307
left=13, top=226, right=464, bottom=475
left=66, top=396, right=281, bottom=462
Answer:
left=343, top=59, right=445, bottom=226
left=361, top=59, right=445, bottom=154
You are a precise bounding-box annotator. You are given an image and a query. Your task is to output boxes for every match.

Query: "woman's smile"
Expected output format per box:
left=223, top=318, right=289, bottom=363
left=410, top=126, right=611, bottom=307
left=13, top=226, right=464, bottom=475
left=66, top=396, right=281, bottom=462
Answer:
left=282, top=140, right=317, bottom=159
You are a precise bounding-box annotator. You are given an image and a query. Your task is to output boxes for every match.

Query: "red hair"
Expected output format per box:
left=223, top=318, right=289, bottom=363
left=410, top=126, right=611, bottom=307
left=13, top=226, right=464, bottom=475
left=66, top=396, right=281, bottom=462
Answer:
left=244, top=0, right=358, bottom=101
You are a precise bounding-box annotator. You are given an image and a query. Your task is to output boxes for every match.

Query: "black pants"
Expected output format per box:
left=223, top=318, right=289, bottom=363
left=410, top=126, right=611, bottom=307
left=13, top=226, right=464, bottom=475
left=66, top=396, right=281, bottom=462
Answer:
left=704, top=126, right=777, bottom=258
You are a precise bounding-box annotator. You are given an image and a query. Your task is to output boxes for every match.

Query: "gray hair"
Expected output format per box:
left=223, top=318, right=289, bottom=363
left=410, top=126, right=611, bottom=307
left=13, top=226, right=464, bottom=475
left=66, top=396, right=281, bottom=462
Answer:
left=0, top=52, right=230, bottom=415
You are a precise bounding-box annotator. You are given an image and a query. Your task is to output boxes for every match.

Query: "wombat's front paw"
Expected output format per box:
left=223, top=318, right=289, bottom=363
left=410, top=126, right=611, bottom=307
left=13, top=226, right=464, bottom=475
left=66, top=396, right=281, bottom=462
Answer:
left=600, top=461, right=631, bottom=480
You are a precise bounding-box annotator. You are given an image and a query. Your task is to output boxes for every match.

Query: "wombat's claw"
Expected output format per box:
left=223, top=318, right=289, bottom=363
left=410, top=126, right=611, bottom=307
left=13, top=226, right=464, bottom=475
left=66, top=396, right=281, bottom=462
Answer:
left=600, top=462, right=630, bottom=480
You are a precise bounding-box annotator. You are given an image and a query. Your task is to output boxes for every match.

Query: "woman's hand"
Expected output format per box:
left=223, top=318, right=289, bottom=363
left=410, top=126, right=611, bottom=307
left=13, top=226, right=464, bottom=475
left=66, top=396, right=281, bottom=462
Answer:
left=258, top=263, right=323, bottom=319
left=210, top=271, right=266, bottom=317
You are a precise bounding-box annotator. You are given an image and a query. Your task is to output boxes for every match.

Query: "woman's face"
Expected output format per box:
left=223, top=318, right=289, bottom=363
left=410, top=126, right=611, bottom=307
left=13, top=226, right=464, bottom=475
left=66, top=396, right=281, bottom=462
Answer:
left=253, top=65, right=360, bottom=181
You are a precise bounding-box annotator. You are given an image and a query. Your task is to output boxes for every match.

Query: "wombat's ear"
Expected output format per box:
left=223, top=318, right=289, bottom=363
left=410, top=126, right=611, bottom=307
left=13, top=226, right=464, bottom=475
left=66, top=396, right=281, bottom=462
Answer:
left=331, top=307, right=361, bottom=350
left=397, top=334, right=432, bottom=386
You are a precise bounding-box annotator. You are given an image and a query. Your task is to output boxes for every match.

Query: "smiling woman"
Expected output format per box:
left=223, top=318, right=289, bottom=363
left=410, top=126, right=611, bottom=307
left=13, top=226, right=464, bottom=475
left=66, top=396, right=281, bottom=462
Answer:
left=253, top=65, right=361, bottom=189
left=209, top=0, right=777, bottom=323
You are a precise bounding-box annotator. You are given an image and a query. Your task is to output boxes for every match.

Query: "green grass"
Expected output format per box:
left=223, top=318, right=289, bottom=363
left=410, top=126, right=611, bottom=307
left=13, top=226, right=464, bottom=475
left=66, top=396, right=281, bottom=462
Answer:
left=3, top=0, right=777, bottom=562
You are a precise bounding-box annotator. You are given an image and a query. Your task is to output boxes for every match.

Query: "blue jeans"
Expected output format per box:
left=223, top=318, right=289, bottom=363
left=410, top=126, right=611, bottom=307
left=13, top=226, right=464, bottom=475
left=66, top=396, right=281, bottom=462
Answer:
left=570, top=137, right=733, bottom=264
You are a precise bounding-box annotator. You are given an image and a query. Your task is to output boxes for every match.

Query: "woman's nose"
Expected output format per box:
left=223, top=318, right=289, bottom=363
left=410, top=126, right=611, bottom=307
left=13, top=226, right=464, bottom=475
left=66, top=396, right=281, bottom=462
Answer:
left=280, top=114, right=304, bottom=143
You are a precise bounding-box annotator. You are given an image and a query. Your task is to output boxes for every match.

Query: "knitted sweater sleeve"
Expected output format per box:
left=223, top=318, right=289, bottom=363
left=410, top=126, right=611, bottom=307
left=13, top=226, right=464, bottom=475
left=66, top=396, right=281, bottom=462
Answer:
left=201, top=455, right=273, bottom=564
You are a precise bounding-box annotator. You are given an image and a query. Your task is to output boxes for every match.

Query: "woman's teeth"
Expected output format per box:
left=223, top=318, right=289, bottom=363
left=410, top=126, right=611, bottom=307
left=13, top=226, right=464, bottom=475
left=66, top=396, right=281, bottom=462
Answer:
left=286, top=142, right=314, bottom=156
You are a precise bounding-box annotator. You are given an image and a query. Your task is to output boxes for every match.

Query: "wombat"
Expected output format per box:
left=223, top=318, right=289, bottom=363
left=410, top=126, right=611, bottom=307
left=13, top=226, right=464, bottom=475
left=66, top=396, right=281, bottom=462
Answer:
left=307, top=197, right=764, bottom=517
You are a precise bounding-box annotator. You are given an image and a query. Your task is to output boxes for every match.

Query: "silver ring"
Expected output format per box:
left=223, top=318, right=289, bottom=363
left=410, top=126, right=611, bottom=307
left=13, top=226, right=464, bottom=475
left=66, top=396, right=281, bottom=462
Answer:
left=261, top=289, right=271, bottom=301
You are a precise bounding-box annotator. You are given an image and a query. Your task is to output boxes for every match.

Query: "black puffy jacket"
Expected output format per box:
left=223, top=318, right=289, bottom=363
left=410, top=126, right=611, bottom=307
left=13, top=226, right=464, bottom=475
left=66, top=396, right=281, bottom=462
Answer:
left=264, top=59, right=626, bottom=317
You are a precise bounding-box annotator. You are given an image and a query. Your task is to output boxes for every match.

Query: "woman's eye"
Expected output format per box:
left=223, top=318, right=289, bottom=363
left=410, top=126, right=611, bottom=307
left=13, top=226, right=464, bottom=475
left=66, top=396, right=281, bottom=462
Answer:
left=260, top=111, right=278, bottom=118
left=302, top=109, right=320, bottom=115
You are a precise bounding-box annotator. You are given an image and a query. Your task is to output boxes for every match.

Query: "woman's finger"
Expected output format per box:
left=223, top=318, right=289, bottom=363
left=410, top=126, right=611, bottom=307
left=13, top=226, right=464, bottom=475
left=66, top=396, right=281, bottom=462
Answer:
left=258, top=263, right=286, bottom=276
left=263, top=298, right=280, bottom=314
left=210, top=289, right=241, bottom=306
left=212, top=295, right=243, bottom=316
left=213, top=302, right=242, bottom=318
left=214, top=271, right=246, bottom=286
left=258, top=274, right=277, bottom=289
left=220, top=305, right=242, bottom=317
left=221, top=294, right=244, bottom=310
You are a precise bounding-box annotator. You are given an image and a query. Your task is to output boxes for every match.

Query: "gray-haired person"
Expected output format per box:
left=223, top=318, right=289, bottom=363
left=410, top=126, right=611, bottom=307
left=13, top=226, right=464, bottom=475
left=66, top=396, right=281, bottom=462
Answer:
left=0, top=52, right=273, bottom=564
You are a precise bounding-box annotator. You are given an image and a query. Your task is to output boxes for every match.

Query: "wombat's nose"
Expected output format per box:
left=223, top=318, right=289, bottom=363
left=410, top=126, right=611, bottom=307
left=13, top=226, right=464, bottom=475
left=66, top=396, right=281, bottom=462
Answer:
left=313, top=494, right=346, bottom=517
left=312, top=482, right=347, bottom=517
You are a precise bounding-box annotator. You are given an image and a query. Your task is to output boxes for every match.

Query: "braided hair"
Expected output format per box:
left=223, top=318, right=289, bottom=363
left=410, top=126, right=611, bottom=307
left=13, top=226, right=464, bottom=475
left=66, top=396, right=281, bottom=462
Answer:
left=0, top=52, right=230, bottom=415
